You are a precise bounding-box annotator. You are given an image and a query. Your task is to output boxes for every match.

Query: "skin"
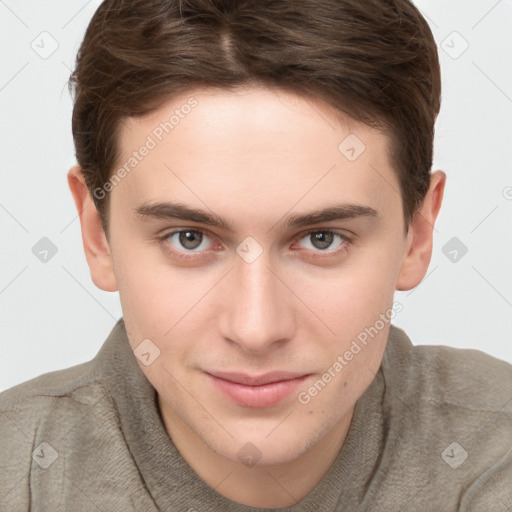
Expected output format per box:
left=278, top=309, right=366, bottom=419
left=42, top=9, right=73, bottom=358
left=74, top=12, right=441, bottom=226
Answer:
left=68, top=86, right=445, bottom=507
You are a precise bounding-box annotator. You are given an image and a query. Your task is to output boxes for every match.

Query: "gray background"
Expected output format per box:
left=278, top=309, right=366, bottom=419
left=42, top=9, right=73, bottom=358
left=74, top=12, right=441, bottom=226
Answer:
left=1, top=0, right=511, bottom=392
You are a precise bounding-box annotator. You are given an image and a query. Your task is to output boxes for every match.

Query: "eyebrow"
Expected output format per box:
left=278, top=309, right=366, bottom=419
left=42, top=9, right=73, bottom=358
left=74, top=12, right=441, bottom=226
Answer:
left=134, top=201, right=378, bottom=232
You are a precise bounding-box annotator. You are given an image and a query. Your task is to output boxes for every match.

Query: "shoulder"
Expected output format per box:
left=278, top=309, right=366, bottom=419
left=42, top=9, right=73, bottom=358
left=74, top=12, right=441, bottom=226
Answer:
left=0, top=319, right=157, bottom=510
left=0, top=360, right=110, bottom=508
left=379, top=325, right=512, bottom=509
left=0, top=359, right=110, bottom=449
left=0, top=319, right=129, bottom=414
left=384, top=324, right=512, bottom=413
left=0, top=358, right=105, bottom=415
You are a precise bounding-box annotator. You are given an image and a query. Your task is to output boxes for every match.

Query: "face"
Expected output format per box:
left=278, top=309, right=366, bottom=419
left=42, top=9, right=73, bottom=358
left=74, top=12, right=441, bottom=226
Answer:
left=106, top=86, right=409, bottom=465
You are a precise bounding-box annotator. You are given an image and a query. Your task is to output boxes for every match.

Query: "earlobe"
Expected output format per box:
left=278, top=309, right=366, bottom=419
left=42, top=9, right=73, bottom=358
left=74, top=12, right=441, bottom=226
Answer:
left=396, top=170, right=446, bottom=291
left=67, top=165, right=118, bottom=292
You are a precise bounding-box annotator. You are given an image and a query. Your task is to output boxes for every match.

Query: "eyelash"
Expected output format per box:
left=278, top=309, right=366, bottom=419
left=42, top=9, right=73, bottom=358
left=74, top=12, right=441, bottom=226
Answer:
left=157, top=228, right=353, bottom=261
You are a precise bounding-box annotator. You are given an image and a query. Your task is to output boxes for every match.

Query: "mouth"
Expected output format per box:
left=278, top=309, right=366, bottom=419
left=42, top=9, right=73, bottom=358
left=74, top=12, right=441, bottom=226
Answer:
left=204, top=370, right=311, bottom=408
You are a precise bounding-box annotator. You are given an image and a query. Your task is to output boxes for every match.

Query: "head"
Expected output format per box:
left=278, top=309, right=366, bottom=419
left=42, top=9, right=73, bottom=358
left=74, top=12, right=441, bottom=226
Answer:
left=68, top=0, right=445, bottom=467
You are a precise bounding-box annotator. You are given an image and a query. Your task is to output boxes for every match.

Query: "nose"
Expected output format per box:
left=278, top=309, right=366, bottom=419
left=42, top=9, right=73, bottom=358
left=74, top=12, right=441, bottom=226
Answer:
left=218, top=251, right=296, bottom=354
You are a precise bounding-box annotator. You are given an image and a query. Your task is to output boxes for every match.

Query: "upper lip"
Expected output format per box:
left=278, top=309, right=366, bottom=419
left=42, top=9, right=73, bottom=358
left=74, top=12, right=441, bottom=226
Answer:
left=205, top=370, right=309, bottom=386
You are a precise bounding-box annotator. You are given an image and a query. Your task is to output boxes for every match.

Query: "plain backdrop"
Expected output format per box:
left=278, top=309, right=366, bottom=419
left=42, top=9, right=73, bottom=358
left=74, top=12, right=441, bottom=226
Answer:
left=0, top=0, right=511, bottom=392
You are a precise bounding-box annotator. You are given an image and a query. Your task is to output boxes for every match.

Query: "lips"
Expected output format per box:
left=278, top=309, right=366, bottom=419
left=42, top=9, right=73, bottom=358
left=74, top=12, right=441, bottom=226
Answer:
left=206, top=370, right=307, bottom=386
left=204, top=370, right=310, bottom=408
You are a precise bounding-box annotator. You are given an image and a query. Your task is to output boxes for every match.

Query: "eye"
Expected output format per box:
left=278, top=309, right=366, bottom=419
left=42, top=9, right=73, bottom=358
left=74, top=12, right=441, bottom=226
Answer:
left=295, top=230, right=349, bottom=253
left=164, top=229, right=213, bottom=253
left=158, top=227, right=351, bottom=261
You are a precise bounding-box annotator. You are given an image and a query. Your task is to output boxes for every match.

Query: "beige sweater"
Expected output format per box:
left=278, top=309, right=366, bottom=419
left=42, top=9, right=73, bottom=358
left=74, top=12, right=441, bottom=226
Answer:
left=1, top=319, right=511, bottom=511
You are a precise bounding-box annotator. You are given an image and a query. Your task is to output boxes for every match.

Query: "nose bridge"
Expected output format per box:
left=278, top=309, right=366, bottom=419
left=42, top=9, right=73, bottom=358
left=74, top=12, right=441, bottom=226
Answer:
left=220, top=250, right=294, bottom=352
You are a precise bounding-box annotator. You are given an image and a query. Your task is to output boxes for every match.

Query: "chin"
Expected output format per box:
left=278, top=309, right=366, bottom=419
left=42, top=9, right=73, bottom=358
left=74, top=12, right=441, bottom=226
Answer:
left=201, top=420, right=323, bottom=467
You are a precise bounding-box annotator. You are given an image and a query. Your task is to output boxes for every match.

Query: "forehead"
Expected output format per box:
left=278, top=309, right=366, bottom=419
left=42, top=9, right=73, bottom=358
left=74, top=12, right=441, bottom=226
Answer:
left=111, top=86, right=399, bottom=227
left=120, top=85, right=388, bottom=156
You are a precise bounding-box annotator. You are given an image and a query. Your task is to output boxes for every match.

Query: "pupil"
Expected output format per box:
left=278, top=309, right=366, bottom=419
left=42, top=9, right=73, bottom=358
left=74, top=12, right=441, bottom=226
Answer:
left=313, top=232, right=333, bottom=250
left=179, top=231, right=202, bottom=249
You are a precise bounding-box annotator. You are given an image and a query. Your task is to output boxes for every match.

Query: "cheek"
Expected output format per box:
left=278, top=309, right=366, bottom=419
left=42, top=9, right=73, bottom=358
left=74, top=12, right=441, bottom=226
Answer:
left=112, top=241, right=184, bottom=319
left=307, top=257, right=398, bottom=334
left=115, top=261, right=167, bottom=324
left=112, top=246, right=222, bottom=365
left=296, top=242, right=401, bottom=374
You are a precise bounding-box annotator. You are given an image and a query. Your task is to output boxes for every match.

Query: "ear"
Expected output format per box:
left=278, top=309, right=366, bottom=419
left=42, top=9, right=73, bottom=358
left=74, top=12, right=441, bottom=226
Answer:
left=396, top=170, right=446, bottom=291
left=67, top=165, right=118, bottom=292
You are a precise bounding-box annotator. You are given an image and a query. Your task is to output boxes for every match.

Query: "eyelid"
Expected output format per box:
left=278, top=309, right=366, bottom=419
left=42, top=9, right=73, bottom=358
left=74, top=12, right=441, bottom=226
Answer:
left=294, top=227, right=354, bottom=242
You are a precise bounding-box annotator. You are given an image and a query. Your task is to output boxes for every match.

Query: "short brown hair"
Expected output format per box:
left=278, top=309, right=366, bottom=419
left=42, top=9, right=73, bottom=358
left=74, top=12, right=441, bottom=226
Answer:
left=69, top=0, right=441, bottom=236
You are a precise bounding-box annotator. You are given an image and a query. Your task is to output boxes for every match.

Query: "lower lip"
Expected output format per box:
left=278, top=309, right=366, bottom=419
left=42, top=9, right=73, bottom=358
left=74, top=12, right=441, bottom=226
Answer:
left=206, top=374, right=310, bottom=408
